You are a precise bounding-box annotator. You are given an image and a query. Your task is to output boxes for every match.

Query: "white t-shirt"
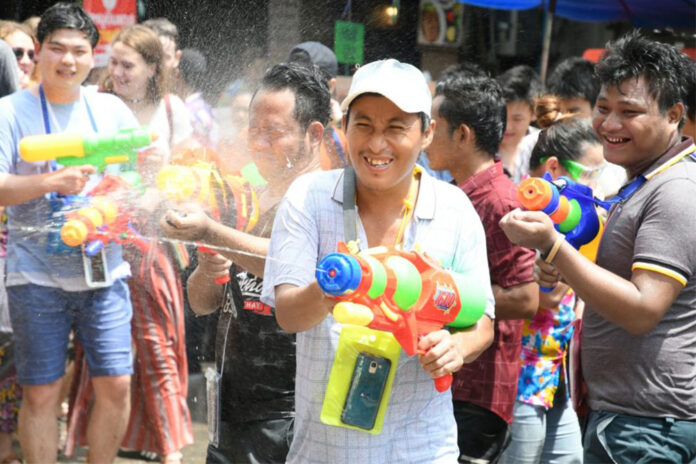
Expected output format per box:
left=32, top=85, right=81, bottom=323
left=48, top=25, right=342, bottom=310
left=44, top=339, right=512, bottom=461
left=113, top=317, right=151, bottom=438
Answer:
left=148, top=94, right=194, bottom=163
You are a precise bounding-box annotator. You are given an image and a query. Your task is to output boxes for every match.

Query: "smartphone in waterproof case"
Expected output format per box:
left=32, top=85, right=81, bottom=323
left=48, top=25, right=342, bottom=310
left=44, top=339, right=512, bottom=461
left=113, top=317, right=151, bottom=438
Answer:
left=341, top=352, right=391, bottom=430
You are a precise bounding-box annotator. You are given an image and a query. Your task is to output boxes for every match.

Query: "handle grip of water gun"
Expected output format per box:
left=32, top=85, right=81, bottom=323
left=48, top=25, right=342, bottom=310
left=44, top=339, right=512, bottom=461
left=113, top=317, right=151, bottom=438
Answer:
left=332, top=302, right=374, bottom=326
left=197, top=245, right=230, bottom=285
left=434, top=373, right=453, bottom=392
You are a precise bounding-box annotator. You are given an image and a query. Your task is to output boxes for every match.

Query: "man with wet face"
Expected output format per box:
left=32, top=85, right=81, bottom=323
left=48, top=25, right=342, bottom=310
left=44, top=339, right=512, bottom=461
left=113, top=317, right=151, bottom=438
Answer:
left=499, top=32, right=696, bottom=461
left=161, top=62, right=329, bottom=463
left=0, top=3, right=137, bottom=462
left=260, top=59, right=494, bottom=462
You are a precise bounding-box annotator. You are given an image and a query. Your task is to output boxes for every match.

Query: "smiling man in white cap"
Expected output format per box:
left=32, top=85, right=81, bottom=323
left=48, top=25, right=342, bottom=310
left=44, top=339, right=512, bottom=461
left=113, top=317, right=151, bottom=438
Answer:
left=260, top=58, right=495, bottom=462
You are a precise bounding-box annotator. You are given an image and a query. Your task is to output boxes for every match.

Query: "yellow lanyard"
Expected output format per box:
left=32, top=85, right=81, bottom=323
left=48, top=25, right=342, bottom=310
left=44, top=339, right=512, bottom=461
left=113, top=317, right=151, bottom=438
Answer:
left=393, top=165, right=422, bottom=249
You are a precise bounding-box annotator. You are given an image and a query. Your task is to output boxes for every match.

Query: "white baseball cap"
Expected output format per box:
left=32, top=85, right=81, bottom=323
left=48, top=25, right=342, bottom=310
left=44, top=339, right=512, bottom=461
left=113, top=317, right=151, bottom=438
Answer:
left=340, top=59, right=432, bottom=117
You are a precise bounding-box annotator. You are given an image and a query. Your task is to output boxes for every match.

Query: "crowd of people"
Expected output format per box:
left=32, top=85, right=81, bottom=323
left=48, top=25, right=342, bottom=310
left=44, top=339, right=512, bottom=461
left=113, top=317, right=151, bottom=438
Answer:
left=0, top=2, right=695, bottom=464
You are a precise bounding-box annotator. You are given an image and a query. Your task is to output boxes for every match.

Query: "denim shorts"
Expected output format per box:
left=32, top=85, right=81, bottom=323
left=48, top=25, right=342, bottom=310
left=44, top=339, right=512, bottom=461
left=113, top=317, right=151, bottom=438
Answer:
left=7, top=279, right=134, bottom=385
left=584, top=409, right=696, bottom=463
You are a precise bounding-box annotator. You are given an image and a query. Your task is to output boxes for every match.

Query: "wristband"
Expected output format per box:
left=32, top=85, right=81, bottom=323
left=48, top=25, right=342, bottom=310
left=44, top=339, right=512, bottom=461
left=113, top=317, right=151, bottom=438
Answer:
left=541, top=235, right=564, bottom=264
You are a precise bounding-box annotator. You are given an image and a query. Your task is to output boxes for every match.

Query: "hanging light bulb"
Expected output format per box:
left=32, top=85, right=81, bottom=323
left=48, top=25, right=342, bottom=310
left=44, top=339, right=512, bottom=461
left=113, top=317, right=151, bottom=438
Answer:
left=385, top=0, right=399, bottom=26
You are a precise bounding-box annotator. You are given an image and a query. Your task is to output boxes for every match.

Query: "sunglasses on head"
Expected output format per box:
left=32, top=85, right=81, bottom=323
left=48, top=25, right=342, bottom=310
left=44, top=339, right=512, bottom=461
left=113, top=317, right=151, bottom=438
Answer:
left=13, top=48, right=35, bottom=61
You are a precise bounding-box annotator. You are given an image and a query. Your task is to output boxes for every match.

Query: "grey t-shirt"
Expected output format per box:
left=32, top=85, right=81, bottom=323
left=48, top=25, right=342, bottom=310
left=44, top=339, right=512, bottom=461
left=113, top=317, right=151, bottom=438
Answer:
left=581, top=139, right=696, bottom=420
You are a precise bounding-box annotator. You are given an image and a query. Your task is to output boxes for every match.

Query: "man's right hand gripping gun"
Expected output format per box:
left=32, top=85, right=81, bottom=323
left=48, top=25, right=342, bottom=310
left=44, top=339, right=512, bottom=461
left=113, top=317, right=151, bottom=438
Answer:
left=19, top=127, right=156, bottom=172
left=316, top=243, right=487, bottom=392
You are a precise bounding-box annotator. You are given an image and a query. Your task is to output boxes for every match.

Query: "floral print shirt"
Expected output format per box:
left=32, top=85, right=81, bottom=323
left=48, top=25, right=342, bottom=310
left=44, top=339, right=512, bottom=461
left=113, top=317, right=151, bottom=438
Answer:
left=516, top=289, right=576, bottom=408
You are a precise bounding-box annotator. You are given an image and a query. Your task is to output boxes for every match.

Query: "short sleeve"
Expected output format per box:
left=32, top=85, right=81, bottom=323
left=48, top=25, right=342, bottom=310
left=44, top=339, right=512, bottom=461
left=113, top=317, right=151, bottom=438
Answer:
left=632, top=176, right=696, bottom=286
left=260, top=177, right=320, bottom=308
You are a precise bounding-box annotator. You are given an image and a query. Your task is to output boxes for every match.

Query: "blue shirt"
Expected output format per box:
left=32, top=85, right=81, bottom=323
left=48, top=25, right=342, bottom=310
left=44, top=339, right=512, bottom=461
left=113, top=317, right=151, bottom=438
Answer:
left=0, top=88, right=138, bottom=291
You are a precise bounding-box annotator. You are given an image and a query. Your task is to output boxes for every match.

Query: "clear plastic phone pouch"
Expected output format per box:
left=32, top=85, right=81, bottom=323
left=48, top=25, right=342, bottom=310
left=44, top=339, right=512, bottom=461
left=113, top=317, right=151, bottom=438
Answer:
left=320, top=325, right=401, bottom=434
left=205, top=366, right=222, bottom=447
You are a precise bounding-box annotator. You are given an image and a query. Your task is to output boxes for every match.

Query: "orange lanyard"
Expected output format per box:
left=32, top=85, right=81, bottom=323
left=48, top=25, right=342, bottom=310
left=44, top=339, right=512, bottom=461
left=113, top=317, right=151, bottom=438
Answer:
left=393, top=165, right=422, bottom=249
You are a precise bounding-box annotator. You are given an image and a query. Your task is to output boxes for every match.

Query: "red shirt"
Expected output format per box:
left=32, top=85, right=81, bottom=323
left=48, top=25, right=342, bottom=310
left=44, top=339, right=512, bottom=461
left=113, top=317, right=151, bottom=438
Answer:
left=452, top=160, right=536, bottom=423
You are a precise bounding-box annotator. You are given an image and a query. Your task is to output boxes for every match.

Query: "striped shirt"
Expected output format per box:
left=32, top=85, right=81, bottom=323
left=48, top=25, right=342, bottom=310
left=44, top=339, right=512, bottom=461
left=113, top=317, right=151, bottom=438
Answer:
left=261, top=169, right=494, bottom=463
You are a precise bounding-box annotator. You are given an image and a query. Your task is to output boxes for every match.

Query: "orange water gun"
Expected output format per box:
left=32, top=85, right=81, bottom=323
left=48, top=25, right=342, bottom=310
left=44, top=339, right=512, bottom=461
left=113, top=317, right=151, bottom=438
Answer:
left=517, top=173, right=605, bottom=262
left=60, top=175, right=149, bottom=255
left=316, top=242, right=487, bottom=392
left=157, top=159, right=260, bottom=284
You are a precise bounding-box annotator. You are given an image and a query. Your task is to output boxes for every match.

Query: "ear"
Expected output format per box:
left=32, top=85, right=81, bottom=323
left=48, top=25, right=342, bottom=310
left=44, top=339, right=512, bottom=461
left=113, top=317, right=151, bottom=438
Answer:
left=667, top=101, right=685, bottom=128
left=421, top=119, right=436, bottom=150
left=306, top=121, right=324, bottom=150
left=544, top=156, right=563, bottom=178
left=329, top=77, right=337, bottom=95
left=456, top=123, right=472, bottom=146
left=147, top=62, right=157, bottom=79
left=174, top=49, right=182, bottom=67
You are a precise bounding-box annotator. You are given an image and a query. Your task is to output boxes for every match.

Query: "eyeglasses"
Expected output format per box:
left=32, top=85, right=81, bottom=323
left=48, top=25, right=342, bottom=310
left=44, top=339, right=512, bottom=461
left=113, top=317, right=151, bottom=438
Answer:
left=539, top=156, right=606, bottom=183
left=12, top=48, right=35, bottom=61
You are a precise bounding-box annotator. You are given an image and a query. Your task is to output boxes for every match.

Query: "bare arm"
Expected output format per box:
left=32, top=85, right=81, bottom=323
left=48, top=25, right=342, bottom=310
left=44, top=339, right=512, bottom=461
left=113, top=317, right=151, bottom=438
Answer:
left=452, top=315, right=495, bottom=364
left=161, top=208, right=269, bottom=277
left=186, top=252, right=231, bottom=315
left=492, top=282, right=539, bottom=320
left=204, top=219, right=269, bottom=277
left=548, top=240, right=681, bottom=336
left=0, top=165, right=95, bottom=206
left=274, top=282, right=335, bottom=333
left=500, top=210, right=683, bottom=336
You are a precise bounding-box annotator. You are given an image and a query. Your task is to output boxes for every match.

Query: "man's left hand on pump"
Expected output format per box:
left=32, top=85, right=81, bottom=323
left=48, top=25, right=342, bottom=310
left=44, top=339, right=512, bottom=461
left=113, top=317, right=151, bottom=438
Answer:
left=417, top=330, right=463, bottom=379
left=499, top=209, right=558, bottom=252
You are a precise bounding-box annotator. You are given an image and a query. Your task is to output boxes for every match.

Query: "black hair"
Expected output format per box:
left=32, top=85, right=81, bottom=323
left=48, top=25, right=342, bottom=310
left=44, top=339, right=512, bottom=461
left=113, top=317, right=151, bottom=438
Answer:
left=529, top=117, right=600, bottom=171
left=286, top=48, right=332, bottom=89
left=345, top=93, right=430, bottom=134
left=496, top=65, right=543, bottom=108
left=179, top=48, right=207, bottom=91
left=596, top=31, right=692, bottom=116
left=547, top=57, right=599, bottom=106
left=439, top=61, right=487, bottom=82
left=256, top=62, right=331, bottom=130
left=686, top=61, right=695, bottom=122
left=434, top=74, right=506, bottom=157
left=141, top=18, right=179, bottom=47
left=37, top=2, right=99, bottom=49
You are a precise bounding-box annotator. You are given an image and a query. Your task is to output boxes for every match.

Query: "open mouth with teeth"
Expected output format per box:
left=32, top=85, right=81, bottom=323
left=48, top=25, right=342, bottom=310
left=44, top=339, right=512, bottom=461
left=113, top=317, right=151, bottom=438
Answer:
left=363, top=155, right=393, bottom=169
left=604, top=135, right=631, bottom=145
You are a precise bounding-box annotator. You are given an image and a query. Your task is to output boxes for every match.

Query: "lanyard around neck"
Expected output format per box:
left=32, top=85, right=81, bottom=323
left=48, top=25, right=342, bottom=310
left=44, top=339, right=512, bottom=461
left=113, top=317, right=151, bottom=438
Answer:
left=39, top=84, right=98, bottom=135
left=602, top=144, right=696, bottom=209
left=39, top=85, right=99, bottom=172
left=342, top=165, right=422, bottom=250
